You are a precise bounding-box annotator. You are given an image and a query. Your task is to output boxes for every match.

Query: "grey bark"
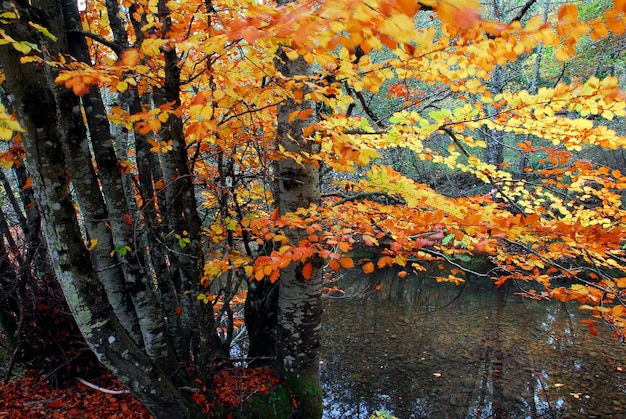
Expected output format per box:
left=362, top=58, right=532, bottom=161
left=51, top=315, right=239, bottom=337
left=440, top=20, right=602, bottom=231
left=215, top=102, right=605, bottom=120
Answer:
left=273, top=43, right=324, bottom=417
left=0, top=0, right=210, bottom=416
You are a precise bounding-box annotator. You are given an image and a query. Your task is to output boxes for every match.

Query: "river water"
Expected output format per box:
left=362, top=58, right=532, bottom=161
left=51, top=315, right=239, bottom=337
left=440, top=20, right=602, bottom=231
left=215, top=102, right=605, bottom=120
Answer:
left=320, top=268, right=626, bottom=418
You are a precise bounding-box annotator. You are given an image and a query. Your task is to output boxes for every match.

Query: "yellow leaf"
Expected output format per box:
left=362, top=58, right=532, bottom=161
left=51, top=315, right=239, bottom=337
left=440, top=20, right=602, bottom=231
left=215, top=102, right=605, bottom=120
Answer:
left=213, top=90, right=225, bottom=101
left=285, top=49, right=299, bottom=61
left=200, top=105, right=213, bottom=121
left=464, top=78, right=483, bottom=91
left=571, top=284, right=589, bottom=295
left=86, top=239, right=98, bottom=251
left=0, top=126, right=13, bottom=140
left=116, top=80, right=129, bottom=92
left=379, top=13, right=415, bottom=44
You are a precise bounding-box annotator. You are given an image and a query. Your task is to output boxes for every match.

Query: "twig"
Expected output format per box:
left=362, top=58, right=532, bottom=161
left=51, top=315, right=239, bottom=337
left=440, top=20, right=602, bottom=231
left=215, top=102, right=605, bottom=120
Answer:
left=76, top=377, right=131, bottom=395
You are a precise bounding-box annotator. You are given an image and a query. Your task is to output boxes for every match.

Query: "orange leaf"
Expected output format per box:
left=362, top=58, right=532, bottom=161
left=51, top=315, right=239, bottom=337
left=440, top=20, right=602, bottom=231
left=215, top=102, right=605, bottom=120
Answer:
left=397, top=271, right=408, bottom=278
left=72, top=82, right=90, bottom=96
left=120, top=48, right=140, bottom=66
left=436, top=0, right=481, bottom=30
left=302, top=262, right=313, bottom=279
left=558, top=4, right=578, bottom=21
left=338, top=241, right=351, bottom=253
left=328, top=259, right=340, bottom=272
left=362, top=261, right=375, bottom=274
left=302, top=124, right=318, bottom=137
left=340, top=257, right=354, bottom=269
left=21, top=177, right=32, bottom=190
left=298, top=109, right=315, bottom=121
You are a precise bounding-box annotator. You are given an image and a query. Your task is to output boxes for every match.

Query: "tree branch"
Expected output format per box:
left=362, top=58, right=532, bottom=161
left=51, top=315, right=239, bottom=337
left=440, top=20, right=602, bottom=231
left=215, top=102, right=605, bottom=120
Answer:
left=65, top=29, right=124, bottom=56
left=439, top=127, right=528, bottom=216
left=510, top=0, right=538, bottom=24
left=325, top=191, right=405, bottom=206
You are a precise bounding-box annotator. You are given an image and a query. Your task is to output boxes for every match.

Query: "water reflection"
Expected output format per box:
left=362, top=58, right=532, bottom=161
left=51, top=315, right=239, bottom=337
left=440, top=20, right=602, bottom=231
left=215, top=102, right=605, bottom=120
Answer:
left=320, top=268, right=626, bottom=418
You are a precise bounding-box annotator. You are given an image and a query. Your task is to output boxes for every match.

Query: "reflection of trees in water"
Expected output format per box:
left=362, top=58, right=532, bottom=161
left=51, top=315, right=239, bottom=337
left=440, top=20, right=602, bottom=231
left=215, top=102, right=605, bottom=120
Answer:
left=321, top=269, right=626, bottom=419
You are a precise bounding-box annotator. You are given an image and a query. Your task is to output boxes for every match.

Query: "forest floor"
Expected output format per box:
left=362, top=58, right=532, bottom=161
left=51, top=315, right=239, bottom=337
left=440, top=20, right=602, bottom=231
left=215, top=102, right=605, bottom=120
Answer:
left=0, top=371, right=152, bottom=418
left=0, top=363, right=283, bottom=418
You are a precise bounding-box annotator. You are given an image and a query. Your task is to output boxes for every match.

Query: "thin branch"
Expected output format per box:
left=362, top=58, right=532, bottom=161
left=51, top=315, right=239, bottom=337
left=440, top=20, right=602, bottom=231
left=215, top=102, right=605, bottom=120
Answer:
left=346, top=86, right=386, bottom=129
left=439, top=127, right=528, bottom=216
left=414, top=249, right=492, bottom=278
left=76, top=377, right=131, bottom=395
left=325, top=191, right=405, bottom=206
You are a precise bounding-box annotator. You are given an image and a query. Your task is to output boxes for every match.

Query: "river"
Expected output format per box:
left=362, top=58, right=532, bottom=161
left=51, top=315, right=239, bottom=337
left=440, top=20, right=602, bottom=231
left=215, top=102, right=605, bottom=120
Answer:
left=320, top=267, right=626, bottom=418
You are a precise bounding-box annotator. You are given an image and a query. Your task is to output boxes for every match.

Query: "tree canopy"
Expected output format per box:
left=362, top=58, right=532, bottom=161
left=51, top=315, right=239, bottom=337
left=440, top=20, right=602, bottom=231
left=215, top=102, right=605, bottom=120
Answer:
left=0, top=0, right=625, bottom=417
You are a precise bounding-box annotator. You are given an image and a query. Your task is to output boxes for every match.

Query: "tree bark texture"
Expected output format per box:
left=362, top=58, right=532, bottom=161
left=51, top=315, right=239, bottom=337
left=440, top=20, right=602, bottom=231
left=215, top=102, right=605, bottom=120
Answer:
left=0, top=0, right=211, bottom=416
left=273, top=44, right=324, bottom=417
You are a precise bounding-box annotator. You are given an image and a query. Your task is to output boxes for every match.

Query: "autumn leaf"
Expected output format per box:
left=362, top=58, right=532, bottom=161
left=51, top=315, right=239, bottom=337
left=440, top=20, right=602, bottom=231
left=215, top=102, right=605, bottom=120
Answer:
left=301, top=262, right=313, bottom=279
left=362, top=261, right=375, bottom=274
left=86, top=239, right=98, bottom=251
left=21, top=176, right=32, bottom=190
left=379, top=13, right=415, bottom=44
left=436, top=0, right=481, bottom=30
left=119, top=48, right=140, bottom=66
left=340, top=257, right=354, bottom=269
left=558, top=4, right=578, bottom=21
left=338, top=241, right=351, bottom=253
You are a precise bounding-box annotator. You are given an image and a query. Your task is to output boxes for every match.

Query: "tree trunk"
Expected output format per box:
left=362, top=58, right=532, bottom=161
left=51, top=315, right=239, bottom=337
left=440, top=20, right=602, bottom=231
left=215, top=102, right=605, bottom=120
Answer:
left=273, top=44, right=324, bottom=417
left=483, top=65, right=505, bottom=167
left=0, top=1, right=210, bottom=416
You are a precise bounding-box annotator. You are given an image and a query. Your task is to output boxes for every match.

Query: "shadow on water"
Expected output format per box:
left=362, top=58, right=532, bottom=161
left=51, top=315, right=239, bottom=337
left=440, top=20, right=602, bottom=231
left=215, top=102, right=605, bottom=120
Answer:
left=320, top=267, right=626, bottom=419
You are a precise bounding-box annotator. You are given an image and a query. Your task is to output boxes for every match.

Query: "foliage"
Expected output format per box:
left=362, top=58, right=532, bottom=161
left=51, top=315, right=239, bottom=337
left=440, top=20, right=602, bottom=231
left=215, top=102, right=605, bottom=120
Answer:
left=1, top=0, right=626, bottom=416
left=370, top=410, right=398, bottom=419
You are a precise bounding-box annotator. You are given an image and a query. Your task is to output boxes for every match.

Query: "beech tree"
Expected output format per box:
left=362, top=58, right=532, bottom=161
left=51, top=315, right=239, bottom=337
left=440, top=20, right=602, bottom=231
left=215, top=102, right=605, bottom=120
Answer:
left=0, top=0, right=625, bottom=417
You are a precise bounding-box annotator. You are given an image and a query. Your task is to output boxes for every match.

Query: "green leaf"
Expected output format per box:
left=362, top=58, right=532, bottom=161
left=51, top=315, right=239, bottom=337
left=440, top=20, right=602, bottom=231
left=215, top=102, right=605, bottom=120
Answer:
left=442, top=233, right=455, bottom=246
left=429, top=108, right=452, bottom=121
left=29, top=22, right=58, bottom=41
left=13, top=41, right=34, bottom=54
left=111, top=244, right=129, bottom=257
